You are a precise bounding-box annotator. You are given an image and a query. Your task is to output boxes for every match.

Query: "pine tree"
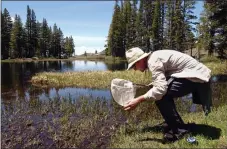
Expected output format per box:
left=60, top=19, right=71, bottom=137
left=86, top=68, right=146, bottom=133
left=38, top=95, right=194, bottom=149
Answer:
left=104, top=42, right=109, bottom=56
left=122, top=1, right=132, bottom=50
left=197, top=6, right=210, bottom=54
left=64, top=36, right=74, bottom=57
left=108, top=0, right=124, bottom=57
left=197, top=2, right=215, bottom=55
left=25, top=5, right=32, bottom=57
left=36, top=21, right=42, bottom=57
left=47, top=26, right=52, bottom=57
left=9, top=15, right=25, bottom=58
left=58, top=28, right=64, bottom=58
left=135, top=0, right=146, bottom=48
left=182, top=0, right=197, bottom=51
left=51, top=23, right=59, bottom=57
left=129, top=0, right=138, bottom=48
left=165, top=0, right=175, bottom=49
left=69, top=36, right=75, bottom=57
left=173, top=0, right=184, bottom=51
left=151, top=0, right=161, bottom=50
left=1, top=8, right=13, bottom=59
left=64, top=36, right=69, bottom=56
left=40, top=18, right=49, bottom=57
left=30, top=9, right=38, bottom=57
left=107, top=23, right=113, bottom=56
left=120, top=1, right=126, bottom=52
left=209, top=1, right=227, bottom=57
left=160, top=1, right=166, bottom=50
left=143, top=0, right=155, bottom=52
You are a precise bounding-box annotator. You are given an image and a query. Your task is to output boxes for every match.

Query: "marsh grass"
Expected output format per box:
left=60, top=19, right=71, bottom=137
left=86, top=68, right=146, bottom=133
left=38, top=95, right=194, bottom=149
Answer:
left=2, top=82, right=227, bottom=148
left=1, top=95, right=125, bottom=148
left=31, top=70, right=152, bottom=88
left=31, top=61, right=227, bottom=88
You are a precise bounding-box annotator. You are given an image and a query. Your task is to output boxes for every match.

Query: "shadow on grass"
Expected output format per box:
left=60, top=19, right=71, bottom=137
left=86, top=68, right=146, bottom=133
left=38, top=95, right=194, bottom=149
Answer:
left=138, top=138, right=164, bottom=143
left=141, top=123, right=221, bottom=140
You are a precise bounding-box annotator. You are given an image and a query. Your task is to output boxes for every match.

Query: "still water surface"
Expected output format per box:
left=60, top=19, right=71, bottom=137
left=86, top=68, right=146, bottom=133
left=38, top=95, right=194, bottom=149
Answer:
left=1, top=60, right=127, bottom=102
left=1, top=60, right=227, bottom=109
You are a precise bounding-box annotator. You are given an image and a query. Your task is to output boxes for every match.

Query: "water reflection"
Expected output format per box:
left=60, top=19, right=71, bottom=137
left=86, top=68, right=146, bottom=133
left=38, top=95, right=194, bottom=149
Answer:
left=1, top=60, right=227, bottom=112
left=1, top=86, right=111, bottom=103
left=1, top=60, right=127, bottom=99
left=38, top=87, right=111, bottom=101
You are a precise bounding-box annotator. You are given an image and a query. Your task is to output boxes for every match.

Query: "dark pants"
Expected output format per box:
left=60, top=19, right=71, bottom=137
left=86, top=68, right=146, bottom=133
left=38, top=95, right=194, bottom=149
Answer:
left=155, top=78, right=197, bottom=135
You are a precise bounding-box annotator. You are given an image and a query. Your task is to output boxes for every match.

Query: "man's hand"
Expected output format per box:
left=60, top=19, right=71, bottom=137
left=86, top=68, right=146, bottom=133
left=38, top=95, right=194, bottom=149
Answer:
left=123, top=95, right=145, bottom=111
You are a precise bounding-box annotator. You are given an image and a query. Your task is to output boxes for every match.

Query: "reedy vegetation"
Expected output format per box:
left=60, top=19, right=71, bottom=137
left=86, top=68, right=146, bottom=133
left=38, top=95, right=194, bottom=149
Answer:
left=31, top=60, right=227, bottom=88
left=2, top=85, right=227, bottom=148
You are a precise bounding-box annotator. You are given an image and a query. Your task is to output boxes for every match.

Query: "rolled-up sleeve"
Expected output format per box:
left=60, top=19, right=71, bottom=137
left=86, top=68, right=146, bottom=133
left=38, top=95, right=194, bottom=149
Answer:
left=143, top=58, right=168, bottom=100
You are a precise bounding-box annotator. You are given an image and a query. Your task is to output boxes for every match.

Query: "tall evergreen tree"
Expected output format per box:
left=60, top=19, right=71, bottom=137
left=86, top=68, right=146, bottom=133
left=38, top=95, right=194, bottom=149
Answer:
left=135, top=0, right=146, bottom=48
left=143, top=0, right=155, bottom=52
left=129, top=0, right=138, bottom=48
left=2, top=6, right=74, bottom=59
left=64, top=36, right=69, bottom=56
left=165, top=0, right=175, bottom=49
left=58, top=28, right=64, bottom=58
left=122, top=1, right=132, bottom=50
left=51, top=23, right=59, bottom=57
left=36, top=21, right=42, bottom=57
left=160, top=0, right=166, bottom=50
left=30, top=9, right=38, bottom=57
left=108, top=0, right=124, bottom=57
left=40, top=18, right=49, bottom=57
left=9, top=15, right=25, bottom=58
left=209, top=1, right=227, bottom=57
left=69, top=36, right=75, bottom=57
left=1, top=8, right=13, bottom=59
left=182, top=0, right=197, bottom=51
left=47, top=26, right=52, bottom=57
left=197, top=2, right=215, bottom=55
left=172, top=0, right=184, bottom=51
left=106, top=24, right=112, bottom=56
left=151, top=0, right=161, bottom=50
left=25, top=5, right=32, bottom=57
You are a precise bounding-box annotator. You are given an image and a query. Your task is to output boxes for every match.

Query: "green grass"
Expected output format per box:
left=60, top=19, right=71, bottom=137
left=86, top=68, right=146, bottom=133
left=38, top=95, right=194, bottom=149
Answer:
left=73, top=55, right=106, bottom=60
left=31, top=60, right=227, bottom=88
left=31, top=70, right=152, bottom=88
left=109, top=104, right=227, bottom=148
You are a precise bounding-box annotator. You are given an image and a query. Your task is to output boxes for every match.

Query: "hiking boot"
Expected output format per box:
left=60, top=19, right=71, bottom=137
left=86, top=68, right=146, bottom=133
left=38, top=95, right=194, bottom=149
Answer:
left=163, top=129, right=190, bottom=144
left=156, top=121, right=168, bottom=128
left=153, top=121, right=170, bottom=133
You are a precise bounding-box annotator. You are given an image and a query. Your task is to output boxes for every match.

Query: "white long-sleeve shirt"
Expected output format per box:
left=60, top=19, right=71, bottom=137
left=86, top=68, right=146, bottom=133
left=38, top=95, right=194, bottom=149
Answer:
left=143, top=50, right=211, bottom=100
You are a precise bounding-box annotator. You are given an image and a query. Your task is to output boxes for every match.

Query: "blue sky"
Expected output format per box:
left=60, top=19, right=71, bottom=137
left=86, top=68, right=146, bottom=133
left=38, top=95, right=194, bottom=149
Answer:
left=2, top=1, right=203, bottom=55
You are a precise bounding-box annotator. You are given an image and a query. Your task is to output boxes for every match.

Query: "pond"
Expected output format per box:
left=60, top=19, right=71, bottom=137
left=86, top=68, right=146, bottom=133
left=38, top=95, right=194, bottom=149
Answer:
left=1, top=60, right=227, bottom=148
left=1, top=60, right=127, bottom=101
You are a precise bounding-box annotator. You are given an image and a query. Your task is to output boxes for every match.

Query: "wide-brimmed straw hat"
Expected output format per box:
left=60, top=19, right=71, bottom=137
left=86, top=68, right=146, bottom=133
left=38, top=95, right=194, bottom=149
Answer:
left=126, top=47, right=151, bottom=70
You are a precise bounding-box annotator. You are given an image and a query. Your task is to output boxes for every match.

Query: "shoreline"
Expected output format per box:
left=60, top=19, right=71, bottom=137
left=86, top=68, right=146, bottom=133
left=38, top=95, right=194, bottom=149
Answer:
left=31, top=60, right=227, bottom=89
left=0, top=56, right=127, bottom=63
